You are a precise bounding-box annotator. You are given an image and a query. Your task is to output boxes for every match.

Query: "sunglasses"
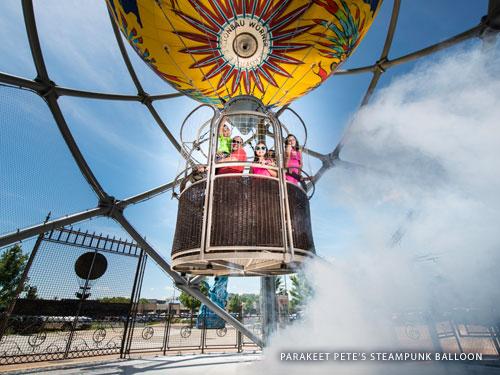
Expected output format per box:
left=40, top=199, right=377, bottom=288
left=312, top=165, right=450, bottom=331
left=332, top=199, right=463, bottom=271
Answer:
left=232, top=140, right=243, bottom=144
left=255, top=146, right=267, bottom=151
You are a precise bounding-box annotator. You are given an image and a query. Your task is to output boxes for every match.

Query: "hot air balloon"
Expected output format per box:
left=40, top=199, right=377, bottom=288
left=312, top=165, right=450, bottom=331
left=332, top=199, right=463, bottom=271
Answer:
left=107, top=0, right=383, bottom=275
left=106, top=0, right=382, bottom=108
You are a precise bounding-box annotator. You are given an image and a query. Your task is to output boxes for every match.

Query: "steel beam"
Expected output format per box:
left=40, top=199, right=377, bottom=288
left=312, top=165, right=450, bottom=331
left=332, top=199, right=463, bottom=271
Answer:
left=107, top=8, right=145, bottom=94
left=488, top=0, right=500, bottom=29
left=56, top=87, right=184, bottom=102
left=302, top=147, right=328, bottom=162
left=22, top=0, right=49, bottom=82
left=0, top=72, right=183, bottom=104
left=337, top=24, right=484, bottom=76
left=55, top=87, right=140, bottom=101
left=112, top=211, right=265, bottom=348
left=387, top=24, right=484, bottom=69
left=0, top=207, right=108, bottom=248
left=361, top=0, right=401, bottom=106
left=118, top=180, right=179, bottom=208
left=22, top=0, right=108, bottom=201
left=0, top=72, right=44, bottom=92
left=107, top=8, right=186, bottom=158
left=260, top=277, right=277, bottom=343
left=144, top=101, right=184, bottom=155
left=150, top=92, right=185, bottom=101
left=44, top=93, right=108, bottom=200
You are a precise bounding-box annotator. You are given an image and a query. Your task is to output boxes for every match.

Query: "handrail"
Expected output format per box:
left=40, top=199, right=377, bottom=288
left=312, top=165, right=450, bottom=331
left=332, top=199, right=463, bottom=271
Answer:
left=277, top=107, right=308, bottom=149
left=178, top=162, right=313, bottom=197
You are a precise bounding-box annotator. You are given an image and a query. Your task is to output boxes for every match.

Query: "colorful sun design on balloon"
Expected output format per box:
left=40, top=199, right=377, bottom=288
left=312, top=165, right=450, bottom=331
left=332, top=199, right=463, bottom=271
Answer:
left=171, top=0, right=315, bottom=96
left=107, top=0, right=382, bottom=107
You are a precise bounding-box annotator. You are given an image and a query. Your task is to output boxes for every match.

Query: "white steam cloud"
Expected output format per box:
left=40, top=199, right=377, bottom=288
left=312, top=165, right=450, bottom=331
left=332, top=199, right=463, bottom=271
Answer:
left=240, top=44, right=500, bottom=374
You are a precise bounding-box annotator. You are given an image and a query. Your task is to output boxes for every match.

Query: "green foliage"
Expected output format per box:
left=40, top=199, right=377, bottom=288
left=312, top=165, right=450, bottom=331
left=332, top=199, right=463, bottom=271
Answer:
left=289, top=273, right=314, bottom=313
left=138, top=298, right=149, bottom=304
left=25, top=285, right=38, bottom=300
left=240, top=293, right=259, bottom=314
left=178, top=281, right=209, bottom=313
left=275, top=276, right=286, bottom=294
left=0, top=245, right=28, bottom=309
left=99, top=296, right=131, bottom=303
left=227, top=294, right=242, bottom=313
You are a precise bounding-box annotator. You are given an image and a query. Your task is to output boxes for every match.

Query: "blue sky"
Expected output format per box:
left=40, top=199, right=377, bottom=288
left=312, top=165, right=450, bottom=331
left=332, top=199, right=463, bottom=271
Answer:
left=0, top=0, right=490, bottom=298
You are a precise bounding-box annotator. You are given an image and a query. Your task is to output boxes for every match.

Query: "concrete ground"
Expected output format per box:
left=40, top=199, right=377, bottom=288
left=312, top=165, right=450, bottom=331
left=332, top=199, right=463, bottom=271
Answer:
left=1, top=352, right=499, bottom=375
left=0, top=353, right=261, bottom=374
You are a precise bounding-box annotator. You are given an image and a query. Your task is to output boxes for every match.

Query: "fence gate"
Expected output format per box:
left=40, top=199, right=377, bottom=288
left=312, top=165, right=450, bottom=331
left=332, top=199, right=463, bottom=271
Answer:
left=0, top=227, right=145, bottom=364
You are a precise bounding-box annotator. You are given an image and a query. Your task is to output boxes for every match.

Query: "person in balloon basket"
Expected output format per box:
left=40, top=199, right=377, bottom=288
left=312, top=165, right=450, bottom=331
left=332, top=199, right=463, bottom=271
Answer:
left=250, top=142, right=277, bottom=177
left=217, top=136, right=247, bottom=174
left=216, top=123, right=232, bottom=161
left=284, top=134, right=302, bottom=184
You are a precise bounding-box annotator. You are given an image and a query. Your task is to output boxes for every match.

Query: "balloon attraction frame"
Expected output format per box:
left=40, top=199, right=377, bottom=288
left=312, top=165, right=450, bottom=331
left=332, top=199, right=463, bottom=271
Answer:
left=0, top=0, right=498, bottom=352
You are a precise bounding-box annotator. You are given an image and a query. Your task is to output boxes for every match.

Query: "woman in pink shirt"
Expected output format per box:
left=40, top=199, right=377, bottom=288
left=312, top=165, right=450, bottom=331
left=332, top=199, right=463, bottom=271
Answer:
left=250, top=142, right=277, bottom=177
left=285, top=134, right=302, bottom=184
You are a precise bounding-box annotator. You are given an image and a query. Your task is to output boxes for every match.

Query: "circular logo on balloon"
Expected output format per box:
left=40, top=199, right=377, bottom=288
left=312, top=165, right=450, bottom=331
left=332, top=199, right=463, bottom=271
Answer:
left=219, top=17, right=270, bottom=69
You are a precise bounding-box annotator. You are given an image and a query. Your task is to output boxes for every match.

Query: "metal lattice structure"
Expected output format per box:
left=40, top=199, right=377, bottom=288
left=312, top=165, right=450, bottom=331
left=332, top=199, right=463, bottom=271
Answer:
left=1, top=0, right=499, bottom=355
left=0, top=227, right=145, bottom=364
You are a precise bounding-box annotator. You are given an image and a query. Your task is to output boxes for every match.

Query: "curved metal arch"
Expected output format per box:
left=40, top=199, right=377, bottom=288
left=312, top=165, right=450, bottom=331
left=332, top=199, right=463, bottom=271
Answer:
left=336, top=24, right=485, bottom=77
left=278, top=106, right=309, bottom=149
left=106, top=6, right=185, bottom=156
left=180, top=104, right=219, bottom=162
left=360, top=0, right=401, bottom=106
left=22, top=0, right=107, bottom=201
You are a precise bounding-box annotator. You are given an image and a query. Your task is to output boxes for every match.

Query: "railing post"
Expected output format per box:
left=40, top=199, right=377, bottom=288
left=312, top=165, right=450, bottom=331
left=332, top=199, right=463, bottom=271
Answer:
left=425, top=312, right=442, bottom=353
left=489, top=323, right=500, bottom=356
left=64, top=247, right=99, bottom=358
left=199, top=113, right=219, bottom=258
left=163, top=311, right=172, bottom=355
left=125, top=253, right=147, bottom=356
left=120, top=248, right=145, bottom=358
left=451, top=319, right=464, bottom=354
left=237, top=330, right=242, bottom=353
left=201, top=314, right=206, bottom=354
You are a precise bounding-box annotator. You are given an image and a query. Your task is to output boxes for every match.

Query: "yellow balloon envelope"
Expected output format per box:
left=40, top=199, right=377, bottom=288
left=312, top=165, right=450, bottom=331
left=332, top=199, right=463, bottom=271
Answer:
left=107, top=0, right=382, bottom=107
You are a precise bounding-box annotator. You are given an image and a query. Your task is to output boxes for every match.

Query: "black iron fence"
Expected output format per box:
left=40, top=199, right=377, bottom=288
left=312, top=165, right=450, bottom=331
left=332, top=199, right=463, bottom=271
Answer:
left=1, top=228, right=499, bottom=365
left=123, top=313, right=259, bottom=355
left=0, top=227, right=145, bottom=364
left=0, top=228, right=261, bottom=365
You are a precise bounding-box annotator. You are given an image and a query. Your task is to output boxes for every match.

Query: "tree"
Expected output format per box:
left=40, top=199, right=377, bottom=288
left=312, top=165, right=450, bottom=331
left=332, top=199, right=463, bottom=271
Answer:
left=0, top=245, right=28, bottom=309
left=240, top=293, right=259, bottom=315
left=289, top=273, right=314, bottom=313
left=99, top=296, right=131, bottom=303
left=25, top=285, right=38, bottom=300
left=178, top=281, right=209, bottom=314
left=275, top=276, right=286, bottom=294
left=227, top=294, right=242, bottom=314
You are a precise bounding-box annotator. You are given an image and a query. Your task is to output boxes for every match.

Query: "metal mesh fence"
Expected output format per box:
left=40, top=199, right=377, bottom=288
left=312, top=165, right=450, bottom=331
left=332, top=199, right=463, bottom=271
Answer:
left=0, top=86, right=96, bottom=236
left=0, top=228, right=144, bottom=364
left=56, top=97, right=180, bottom=199
left=165, top=315, right=204, bottom=351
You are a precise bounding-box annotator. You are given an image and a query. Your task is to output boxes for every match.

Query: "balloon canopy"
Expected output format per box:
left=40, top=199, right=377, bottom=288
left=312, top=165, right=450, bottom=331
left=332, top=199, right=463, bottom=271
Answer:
left=107, top=0, right=382, bottom=107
